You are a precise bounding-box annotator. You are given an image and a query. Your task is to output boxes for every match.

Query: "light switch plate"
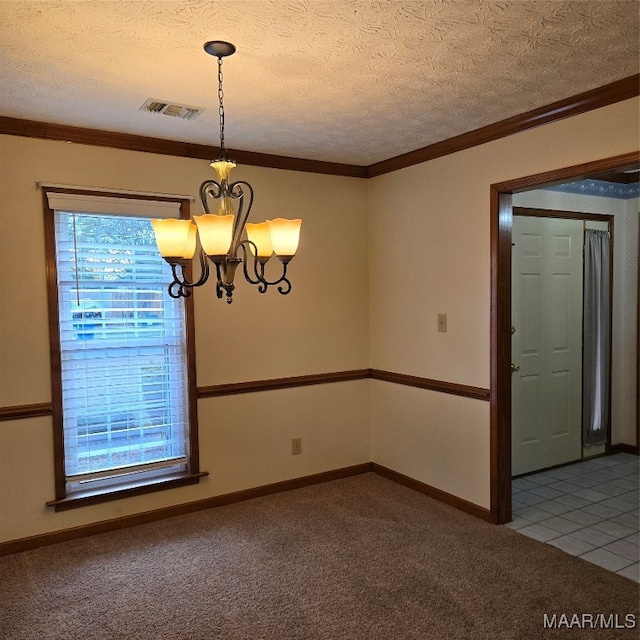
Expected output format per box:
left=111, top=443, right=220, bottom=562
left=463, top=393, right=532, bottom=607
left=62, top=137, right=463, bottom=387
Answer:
left=437, top=314, right=447, bottom=333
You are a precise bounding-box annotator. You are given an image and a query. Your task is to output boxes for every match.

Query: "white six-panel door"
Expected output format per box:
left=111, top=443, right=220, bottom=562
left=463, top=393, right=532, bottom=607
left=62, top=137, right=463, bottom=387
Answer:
left=511, top=216, right=583, bottom=476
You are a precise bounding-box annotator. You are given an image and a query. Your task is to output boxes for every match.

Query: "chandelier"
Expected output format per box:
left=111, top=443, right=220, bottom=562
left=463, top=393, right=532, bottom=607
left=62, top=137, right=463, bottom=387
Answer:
left=152, top=41, right=302, bottom=303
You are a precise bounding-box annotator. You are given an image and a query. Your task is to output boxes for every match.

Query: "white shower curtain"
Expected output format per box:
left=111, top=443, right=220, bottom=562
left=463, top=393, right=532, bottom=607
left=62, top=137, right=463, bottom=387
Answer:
left=582, top=229, right=611, bottom=447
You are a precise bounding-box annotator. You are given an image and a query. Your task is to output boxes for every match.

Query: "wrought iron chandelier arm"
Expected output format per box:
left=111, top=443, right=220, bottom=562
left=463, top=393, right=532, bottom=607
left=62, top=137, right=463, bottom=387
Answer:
left=178, top=251, right=211, bottom=288
left=168, top=263, right=192, bottom=299
left=228, top=180, right=254, bottom=253
left=229, top=180, right=254, bottom=200
left=165, top=250, right=210, bottom=298
left=190, top=249, right=211, bottom=287
left=213, top=261, right=225, bottom=299
left=234, top=240, right=291, bottom=295
left=275, top=262, right=292, bottom=295
left=168, top=281, right=188, bottom=299
left=236, top=240, right=264, bottom=288
left=199, top=180, right=222, bottom=214
left=254, top=260, right=291, bottom=289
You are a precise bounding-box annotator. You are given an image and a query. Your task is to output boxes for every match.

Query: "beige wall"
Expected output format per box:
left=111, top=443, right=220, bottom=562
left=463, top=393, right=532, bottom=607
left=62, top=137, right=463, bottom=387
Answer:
left=1, top=96, right=638, bottom=542
left=368, top=98, right=639, bottom=509
left=0, top=136, right=370, bottom=542
left=370, top=382, right=490, bottom=507
left=0, top=383, right=371, bottom=542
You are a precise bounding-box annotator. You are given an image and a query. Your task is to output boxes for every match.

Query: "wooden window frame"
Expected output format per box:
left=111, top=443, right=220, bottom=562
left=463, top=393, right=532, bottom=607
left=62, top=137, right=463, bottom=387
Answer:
left=42, top=187, right=206, bottom=511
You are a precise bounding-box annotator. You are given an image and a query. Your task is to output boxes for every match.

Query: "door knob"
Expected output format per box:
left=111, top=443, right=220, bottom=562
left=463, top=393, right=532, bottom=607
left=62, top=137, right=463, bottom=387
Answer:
left=511, top=326, right=516, bottom=335
left=511, top=363, right=520, bottom=373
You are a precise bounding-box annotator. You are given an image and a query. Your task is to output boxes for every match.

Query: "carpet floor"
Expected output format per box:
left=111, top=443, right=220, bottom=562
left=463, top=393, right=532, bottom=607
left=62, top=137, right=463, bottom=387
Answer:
left=0, top=473, right=638, bottom=639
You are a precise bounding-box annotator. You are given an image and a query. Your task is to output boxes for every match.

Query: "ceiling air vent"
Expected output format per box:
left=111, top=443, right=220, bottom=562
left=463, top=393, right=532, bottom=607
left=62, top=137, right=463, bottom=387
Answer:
left=139, top=98, right=205, bottom=120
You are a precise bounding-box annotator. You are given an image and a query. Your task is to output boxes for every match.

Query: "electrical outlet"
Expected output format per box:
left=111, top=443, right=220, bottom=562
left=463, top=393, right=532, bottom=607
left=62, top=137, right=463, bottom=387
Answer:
left=437, top=313, right=447, bottom=333
left=291, top=437, right=302, bottom=455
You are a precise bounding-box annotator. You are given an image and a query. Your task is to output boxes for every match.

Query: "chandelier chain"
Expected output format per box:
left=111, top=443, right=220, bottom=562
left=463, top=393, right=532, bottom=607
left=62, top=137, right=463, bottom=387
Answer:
left=217, top=56, right=227, bottom=160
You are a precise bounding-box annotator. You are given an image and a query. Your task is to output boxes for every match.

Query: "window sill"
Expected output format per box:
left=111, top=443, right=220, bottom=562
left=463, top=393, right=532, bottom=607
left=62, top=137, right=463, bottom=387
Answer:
left=46, top=470, right=209, bottom=512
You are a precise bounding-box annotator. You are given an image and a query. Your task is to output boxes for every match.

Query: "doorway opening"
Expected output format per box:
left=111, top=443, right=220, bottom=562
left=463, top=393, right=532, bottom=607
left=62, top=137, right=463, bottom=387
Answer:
left=511, top=208, right=613, bottom=476
left=489, top=151, right=639, bottom=525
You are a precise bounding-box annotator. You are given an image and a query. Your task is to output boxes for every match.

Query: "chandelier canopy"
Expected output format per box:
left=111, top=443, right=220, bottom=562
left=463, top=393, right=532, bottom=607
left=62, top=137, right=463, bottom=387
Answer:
left=152, top=41, right=302, bottom=304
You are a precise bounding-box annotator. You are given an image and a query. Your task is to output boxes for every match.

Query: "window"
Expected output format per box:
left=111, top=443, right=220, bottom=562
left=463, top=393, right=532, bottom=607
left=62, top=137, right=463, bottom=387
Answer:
left=43, top=189, right=204, bottom=509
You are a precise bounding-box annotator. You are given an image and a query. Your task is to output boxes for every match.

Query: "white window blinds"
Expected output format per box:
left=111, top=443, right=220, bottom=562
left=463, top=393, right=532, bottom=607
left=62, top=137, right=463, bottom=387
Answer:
left=49, top=194, right=189, bottom=490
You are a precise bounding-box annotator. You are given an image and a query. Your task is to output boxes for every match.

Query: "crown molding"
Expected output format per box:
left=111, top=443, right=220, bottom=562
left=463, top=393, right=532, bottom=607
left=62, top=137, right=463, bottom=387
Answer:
left=0, top=116, right=368, bottom=179
left=367, top=74, right=640, bottom=177
left=0, top=74, right=637, bottom=179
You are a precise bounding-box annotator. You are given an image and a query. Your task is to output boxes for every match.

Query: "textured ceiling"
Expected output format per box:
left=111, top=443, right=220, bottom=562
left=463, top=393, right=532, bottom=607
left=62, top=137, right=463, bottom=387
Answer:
left=0, top=1, right=638, bottom=165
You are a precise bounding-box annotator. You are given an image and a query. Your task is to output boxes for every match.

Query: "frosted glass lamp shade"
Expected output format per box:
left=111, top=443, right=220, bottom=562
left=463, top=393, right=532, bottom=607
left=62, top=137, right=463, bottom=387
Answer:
left=181, top=222, right=198, bottom=259
left=246, top=222, right=274, bottom=257
left=152, top=219, right=198, bottom=259
left=194, top=214, right=234, bottom=256
left=268, top=218, right=302, bottom=256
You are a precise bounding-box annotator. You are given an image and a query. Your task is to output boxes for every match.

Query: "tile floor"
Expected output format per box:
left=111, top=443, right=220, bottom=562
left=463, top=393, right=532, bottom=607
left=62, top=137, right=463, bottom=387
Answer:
left=506, top=453, right=639, bottom=582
